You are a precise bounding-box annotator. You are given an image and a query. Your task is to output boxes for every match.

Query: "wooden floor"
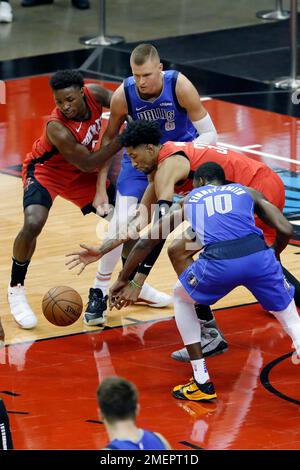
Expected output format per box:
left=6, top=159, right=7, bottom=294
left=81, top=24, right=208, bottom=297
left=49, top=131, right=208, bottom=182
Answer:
left=1, top=170, right=299, bottom=345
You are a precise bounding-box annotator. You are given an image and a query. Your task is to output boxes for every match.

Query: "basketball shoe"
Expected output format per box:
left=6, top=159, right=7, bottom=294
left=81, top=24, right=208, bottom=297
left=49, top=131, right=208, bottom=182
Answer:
left=84, top=288, right=108, bottom=326
left=136, top=283, right=172, bottom=308
left=173, top=378, right=217, bottom=402
left=171, top=320, right=228, bottom=362
left=7, top=284, right=37, bottom=329
left=84, top=284, right=172, bottom=327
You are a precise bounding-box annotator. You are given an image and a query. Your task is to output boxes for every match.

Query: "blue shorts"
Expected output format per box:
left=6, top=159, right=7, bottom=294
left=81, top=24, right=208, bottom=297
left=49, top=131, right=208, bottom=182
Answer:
left=116, top=157, right=148, bottom=201
left=179, top=244, right=295, bottom=312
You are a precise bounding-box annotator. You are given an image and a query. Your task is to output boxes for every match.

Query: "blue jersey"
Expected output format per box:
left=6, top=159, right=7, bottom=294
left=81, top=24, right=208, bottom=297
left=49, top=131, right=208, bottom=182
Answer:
left=180, top=183, right=294, bottom=311
left=106, top=429, right=167, bottom=450
left=117, top=70, right=198, bottom=199
left=185, top=183, right=263, bottom=246
left=123, top=70, right=197, bottom=160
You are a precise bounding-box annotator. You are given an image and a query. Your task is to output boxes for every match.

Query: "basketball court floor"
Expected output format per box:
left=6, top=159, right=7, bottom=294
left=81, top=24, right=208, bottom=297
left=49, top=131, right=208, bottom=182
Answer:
left=0, top=67, right=299, bottom=450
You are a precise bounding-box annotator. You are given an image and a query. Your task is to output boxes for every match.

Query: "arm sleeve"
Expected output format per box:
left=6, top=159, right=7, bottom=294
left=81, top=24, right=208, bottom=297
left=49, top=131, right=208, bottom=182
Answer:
left=192, top=113, right=218, bottom=145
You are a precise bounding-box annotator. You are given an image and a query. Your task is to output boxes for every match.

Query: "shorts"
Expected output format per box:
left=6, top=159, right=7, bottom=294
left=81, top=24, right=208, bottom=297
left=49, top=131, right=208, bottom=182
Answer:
left=23, top=163, right=115, bottom=214
left=180, top=246, right=294, bottom=312
left=116, top=156, right=148, bottom=202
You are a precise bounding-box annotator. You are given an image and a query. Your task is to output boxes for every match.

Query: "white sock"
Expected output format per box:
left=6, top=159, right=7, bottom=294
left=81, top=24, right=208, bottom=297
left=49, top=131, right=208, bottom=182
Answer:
left=270, top=299, right=300, bottom=356
left=191, top=358, right=210, bottom=384
left=93, top=245, right=123, bottom=295
left=173, top=280, right=211, bottom=382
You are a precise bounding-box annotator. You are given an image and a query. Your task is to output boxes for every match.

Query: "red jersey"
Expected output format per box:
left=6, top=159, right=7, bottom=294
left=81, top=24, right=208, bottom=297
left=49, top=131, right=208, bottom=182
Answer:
left=157, top=141, right=274, bottom=195
left=23, top=86, right=102, bottom=178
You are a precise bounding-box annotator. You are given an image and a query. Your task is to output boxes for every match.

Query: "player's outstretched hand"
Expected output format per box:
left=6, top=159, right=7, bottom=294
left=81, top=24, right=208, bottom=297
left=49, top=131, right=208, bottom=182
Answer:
left=109, top=280, right=142, bottom=310
left=109, top=278, right=128, bottom=310
left=65, top=244, right=103, bottom=275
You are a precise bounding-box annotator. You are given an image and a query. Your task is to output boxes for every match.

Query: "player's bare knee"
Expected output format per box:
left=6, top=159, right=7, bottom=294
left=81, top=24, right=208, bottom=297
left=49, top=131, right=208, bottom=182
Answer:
left=23, top=215, right=46, bottom=238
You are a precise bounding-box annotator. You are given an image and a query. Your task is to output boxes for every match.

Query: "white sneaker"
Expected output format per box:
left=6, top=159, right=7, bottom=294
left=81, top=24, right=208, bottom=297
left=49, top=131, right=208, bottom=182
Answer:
left=136, top=283, right=172, bottom=308
left=8, top=284, right=38, bottom=329
left=0, top=2, right=13, bottom=23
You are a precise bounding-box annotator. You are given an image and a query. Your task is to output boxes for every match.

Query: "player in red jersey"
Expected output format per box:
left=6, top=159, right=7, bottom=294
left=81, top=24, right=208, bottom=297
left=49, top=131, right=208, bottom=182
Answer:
left=154, top=139, right=285, bottom=244
left=67, top=120, right=300, bottom=359
left=8, top=69, right=123, bottom=329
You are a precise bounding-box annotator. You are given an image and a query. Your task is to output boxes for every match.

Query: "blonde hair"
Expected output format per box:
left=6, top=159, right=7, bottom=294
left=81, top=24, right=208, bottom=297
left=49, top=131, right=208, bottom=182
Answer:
left=130, top=44, right=160, bottom=66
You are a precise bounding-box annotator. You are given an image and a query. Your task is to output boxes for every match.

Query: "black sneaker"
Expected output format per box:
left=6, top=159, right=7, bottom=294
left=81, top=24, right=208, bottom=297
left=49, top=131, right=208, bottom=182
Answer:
left=83, top=288, right=107, bottom=326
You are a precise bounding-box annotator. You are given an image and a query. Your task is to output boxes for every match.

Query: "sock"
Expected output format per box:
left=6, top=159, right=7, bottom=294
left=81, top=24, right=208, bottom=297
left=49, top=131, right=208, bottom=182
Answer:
left=93, top=245, right=123, bottom=295
left=270, top=299, right=300, bottom=356
left=191, top=358, right=210, bottom=384
left=282, top=266, right=300, bottom=308
left=10, top=258, right=30, bottom=287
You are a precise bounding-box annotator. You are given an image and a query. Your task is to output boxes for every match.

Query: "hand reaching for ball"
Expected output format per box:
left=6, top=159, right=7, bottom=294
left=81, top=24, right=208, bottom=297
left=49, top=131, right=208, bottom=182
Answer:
left=66, top=244, right=103, bottom=274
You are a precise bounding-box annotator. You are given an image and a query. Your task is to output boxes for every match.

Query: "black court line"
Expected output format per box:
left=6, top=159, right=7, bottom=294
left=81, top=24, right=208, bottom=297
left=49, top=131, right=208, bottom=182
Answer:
left=179, top=441, right=204, bottom=450
left=7, top=410, right=30, bottom=415
left=4, top=300, right=259, bottom=347
left=85, top=419, right=103, bottom=425
left=260, top=352, right=300, bottom=406
left=0, top=390, right=21, bottom=396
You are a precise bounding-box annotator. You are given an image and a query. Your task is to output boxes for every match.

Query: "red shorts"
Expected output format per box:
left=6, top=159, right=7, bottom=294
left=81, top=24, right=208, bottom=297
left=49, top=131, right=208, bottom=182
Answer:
left=23, top=162, right=113, bottom=213
left=251, top=168, right=285, bottom=245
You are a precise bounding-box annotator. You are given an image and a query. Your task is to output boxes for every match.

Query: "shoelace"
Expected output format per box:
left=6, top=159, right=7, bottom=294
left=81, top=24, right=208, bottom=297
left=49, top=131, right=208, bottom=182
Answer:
left=201, top=328, right=215, bottom=340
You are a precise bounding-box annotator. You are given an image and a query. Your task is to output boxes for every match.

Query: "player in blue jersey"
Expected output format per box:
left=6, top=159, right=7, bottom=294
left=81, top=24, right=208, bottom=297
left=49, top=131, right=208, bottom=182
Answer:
left=84, top=43, right=218, bottom=338
left=98, top=376, right=171, bottom=450
left=104, top=162, right=300, bottom=401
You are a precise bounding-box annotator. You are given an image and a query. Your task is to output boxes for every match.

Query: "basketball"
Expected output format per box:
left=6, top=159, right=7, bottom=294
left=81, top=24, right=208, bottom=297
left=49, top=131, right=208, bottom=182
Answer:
left=42, top=286, right=83, bottom=326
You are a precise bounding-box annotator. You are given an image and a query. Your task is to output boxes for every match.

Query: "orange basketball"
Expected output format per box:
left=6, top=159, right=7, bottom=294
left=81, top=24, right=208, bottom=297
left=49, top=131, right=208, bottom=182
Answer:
left=42, top=286, right=83, bottom=326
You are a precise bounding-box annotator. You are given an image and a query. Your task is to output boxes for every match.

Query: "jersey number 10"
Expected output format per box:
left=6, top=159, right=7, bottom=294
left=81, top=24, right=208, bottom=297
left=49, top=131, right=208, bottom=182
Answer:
left=203, top=194, right=233, bottom=217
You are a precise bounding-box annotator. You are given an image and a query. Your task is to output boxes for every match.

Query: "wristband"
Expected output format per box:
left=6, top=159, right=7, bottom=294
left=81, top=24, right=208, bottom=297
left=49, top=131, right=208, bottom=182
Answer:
left=129, top=279, right=143, bottom=289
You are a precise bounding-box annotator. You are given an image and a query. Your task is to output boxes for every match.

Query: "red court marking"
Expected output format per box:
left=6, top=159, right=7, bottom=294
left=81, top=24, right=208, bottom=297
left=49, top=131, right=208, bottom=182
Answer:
left=1, top=304, right=300, bottom=450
